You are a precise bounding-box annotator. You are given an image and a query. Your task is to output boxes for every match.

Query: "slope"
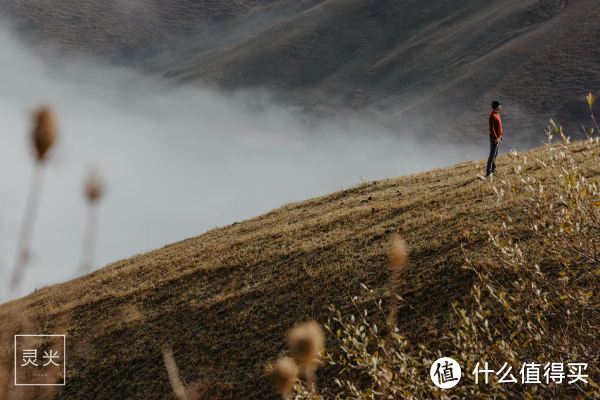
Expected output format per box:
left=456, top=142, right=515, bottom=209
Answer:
left=2, top=0, right=322, bottom=59
left=162, top=0, right=600, bottom=142
left=1, top=139, right=598, bottom=399
left=3, top=0, right=600, bottom=142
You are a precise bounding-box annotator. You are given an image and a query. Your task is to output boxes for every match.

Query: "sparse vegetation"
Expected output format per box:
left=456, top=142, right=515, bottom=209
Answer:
left=1, top=97, right=598, bottom=399
left=266, top=109, right=599, bottom=399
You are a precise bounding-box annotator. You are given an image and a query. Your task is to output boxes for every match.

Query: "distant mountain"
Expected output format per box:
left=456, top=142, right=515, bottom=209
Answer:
left=4, top=0, right=600, bottom=142
left=3, top=1, right=320, bottom=57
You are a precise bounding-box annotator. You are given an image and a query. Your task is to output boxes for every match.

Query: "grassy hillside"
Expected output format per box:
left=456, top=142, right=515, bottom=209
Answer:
left=4, top=0, right=600, bottom=142
left=1, top=139, right=598, bottom=399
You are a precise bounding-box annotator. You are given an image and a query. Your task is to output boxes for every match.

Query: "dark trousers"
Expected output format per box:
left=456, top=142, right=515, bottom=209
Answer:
left=486, top=135, right=500, bottom=174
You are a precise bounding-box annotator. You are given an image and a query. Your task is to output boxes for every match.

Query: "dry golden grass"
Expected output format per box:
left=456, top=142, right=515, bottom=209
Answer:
left=0, top=139, right=598, bottom=399
left=295, top=136, right=599, bottom=399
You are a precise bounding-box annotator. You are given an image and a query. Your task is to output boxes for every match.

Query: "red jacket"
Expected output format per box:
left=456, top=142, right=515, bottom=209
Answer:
left=489, top=111, right=503, bottom=138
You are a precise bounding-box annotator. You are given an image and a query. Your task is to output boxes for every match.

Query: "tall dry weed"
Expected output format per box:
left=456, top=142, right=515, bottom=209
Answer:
left=8, top=107, right=58, bottom=297
left=78, top=168, right=106, bottom=274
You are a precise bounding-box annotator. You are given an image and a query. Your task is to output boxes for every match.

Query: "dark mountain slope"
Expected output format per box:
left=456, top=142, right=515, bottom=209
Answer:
left=3, top=0, right=322, bottom=58
left=4, top=0, right=600, bottom=141
left=165, top=0, right=600, bottom=141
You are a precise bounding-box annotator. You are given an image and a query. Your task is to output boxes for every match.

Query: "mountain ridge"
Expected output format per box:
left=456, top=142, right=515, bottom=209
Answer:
left=3, top=0, right=600, bottom=142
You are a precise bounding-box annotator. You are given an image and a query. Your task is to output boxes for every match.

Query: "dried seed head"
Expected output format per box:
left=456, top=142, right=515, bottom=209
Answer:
left=162, top=346, right=189, bottom=400
left=32, top=107, right=57, bottom=161
left=389, top=235, right=409, bottom=273
left=287, top=320, right=324, bottom=367
left=265, top=357, right=299, bottom=397
left=85, top=168, right=105, bottom=203
left=587, top=92, right=596, bottom=108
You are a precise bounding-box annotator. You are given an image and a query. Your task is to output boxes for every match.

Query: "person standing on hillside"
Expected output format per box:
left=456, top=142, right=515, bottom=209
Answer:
left=486, top=100, right=503, bottom=177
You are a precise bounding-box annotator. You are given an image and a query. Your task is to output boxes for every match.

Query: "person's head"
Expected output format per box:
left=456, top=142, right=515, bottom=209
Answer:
left=492, top=100, right=502, bottom=111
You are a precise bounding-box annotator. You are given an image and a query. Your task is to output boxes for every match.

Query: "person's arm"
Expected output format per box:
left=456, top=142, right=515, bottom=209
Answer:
left=489, top=115, right=497, bottom=137
left=497, top=118, right=503, bottom=142
left=494, top=117, right=502, bottom=143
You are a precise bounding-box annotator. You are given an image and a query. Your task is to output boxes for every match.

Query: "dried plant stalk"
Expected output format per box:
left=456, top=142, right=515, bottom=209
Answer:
left=8, top=107, right=57, bottom=297
left=162, top=346, right=189, bottom=400
left=387, top=235, right=409, bottom=327
left=9, top=163, right=45, bottom=297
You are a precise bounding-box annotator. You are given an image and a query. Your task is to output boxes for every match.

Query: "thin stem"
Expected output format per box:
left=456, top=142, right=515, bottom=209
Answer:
left=9, top=163, right=45, bottom=297
left=78, top=203, right=99, bottom=275
left=305, top=367, right=318, bottom=396
left=590, top=113, right=599, bottom=134
left=386, top=271, right=401, bottom=330
left=162, top=346, right=189, bottom=400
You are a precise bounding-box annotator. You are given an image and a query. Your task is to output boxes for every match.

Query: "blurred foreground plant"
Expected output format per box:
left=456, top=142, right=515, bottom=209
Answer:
left=78, top=168, right=106, bottom=274
left=8, top=107, right=57, bottom=297
left=266, top=320, right=325, bottom=399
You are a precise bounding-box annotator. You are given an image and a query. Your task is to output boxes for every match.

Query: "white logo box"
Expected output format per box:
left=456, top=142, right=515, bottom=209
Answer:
left=14, top=334, right=66, bottom=386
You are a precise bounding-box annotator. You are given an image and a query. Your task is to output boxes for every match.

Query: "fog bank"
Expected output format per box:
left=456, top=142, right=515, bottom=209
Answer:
left=0, top=27, right=481, bottom=300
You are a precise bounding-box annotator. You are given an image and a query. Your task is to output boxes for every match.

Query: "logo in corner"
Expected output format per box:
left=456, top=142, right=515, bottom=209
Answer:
left=14, top=334, right=66, bottom=386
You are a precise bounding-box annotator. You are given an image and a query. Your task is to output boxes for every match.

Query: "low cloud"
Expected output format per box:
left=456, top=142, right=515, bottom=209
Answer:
left=0, top=26, right=481, bottom=299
